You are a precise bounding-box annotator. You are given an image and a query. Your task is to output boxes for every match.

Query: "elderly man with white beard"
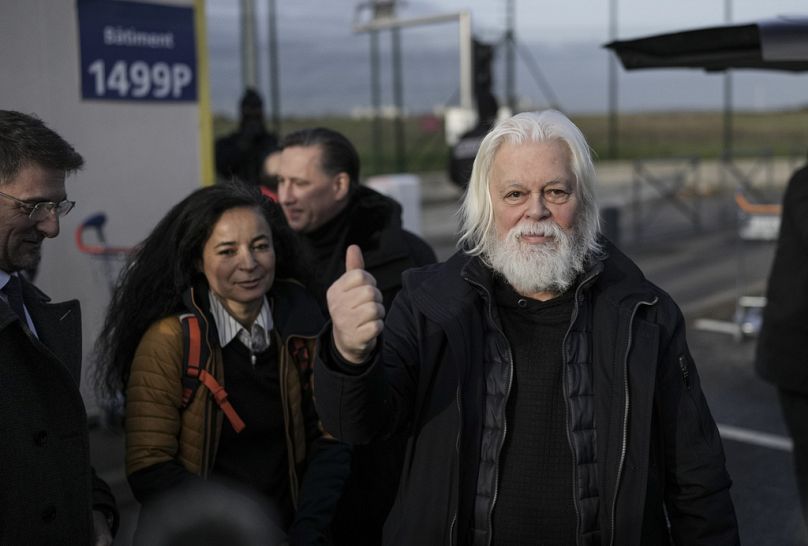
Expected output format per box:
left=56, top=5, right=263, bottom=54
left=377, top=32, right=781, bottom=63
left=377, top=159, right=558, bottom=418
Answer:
left=314, top=110, right=740, bottom=546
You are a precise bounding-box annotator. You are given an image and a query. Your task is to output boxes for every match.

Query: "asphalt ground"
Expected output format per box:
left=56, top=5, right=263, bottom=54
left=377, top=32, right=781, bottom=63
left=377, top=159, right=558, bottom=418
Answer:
left=90, top=170, right=804, bottom=545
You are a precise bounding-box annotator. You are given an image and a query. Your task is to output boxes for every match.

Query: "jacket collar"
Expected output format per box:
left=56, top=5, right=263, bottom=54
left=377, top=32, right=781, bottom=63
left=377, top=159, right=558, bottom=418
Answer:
left=0, top=275, right=82, bottom=384
left=341, top=186, right=411, bottom=267
left=407, top=237, right=658, bottom=321
left=183, top=278, right=325, bottom=347
left=590, top=238, right=658, bottom=310
left=267, top=279, right=325, bottom=340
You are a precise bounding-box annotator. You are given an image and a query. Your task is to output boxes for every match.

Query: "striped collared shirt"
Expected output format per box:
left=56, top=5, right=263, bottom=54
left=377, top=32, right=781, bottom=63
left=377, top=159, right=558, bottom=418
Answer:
left=208, top=290, right=273, bottom=356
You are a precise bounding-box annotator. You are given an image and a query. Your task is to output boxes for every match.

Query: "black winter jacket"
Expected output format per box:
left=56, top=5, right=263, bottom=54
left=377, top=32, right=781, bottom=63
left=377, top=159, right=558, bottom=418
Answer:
left=756, top=164, right=808, bottom=392
left=303, top=185, right=436, bottom=312
left=315, top=242, right=739, bottom=546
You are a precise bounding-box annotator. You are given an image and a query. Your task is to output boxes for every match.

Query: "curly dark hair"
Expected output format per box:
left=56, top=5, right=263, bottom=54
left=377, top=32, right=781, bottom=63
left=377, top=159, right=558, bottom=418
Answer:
left=94, top=182, right=311, bottom=402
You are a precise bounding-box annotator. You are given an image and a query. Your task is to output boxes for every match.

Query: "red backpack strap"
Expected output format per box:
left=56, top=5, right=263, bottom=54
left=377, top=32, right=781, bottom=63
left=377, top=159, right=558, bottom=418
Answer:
left=179, top=313, right=204, bottom=408
left=179, top=313, right=246, bottom=433
left=197, top=370, right=246, bottom=433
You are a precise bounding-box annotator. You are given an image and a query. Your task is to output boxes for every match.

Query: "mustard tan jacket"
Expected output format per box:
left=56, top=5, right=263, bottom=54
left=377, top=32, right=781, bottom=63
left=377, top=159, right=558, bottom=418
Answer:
left=124, top=280, right=350, bottom=531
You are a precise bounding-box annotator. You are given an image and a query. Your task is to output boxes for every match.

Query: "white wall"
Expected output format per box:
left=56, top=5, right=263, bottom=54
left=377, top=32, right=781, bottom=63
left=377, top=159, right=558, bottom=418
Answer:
left=0, top=0, right=206, bottom=413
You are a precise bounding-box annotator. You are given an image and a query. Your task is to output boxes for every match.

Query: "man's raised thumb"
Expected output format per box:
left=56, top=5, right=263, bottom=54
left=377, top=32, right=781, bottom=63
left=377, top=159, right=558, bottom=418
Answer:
left=345, top=244, right=365, bottom=271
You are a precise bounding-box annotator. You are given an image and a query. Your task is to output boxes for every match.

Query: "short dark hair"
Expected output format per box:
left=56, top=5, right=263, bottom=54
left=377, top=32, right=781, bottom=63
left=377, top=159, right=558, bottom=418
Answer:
left=280, top=127, right=360, bottom=186
left=0, top=110, right=84, bottom=185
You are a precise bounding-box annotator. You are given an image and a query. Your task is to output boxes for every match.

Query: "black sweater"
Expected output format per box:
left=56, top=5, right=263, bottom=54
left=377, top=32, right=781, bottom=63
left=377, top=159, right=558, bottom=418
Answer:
left=491, top=279, right=577, bottom=545
left=213, top=339, right=293, bottom=528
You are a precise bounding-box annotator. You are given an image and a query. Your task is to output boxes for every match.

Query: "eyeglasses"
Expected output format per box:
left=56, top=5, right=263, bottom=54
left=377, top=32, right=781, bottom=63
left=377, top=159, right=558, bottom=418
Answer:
left=0, top=190, right=75, bottom=221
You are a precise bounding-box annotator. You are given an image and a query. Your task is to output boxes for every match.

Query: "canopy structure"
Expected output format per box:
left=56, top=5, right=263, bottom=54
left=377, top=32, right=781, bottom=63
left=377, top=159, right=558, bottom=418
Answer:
left=604, top=15, right=808, bottom=158
left=605, top=16, right=808, bottom=73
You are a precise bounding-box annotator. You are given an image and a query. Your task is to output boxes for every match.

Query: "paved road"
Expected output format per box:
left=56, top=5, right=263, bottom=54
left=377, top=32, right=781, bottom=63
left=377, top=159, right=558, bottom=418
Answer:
left=93, top=170, right=804, bottom=545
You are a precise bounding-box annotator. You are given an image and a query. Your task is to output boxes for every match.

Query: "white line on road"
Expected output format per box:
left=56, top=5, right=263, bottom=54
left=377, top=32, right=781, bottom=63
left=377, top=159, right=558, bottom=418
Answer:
left=718, top=423, right=793, bottom=452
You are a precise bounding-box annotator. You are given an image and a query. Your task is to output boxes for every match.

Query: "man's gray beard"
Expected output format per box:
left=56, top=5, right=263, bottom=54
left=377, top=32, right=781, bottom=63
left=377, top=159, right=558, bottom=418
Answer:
left=484, top=219, right=589, bottom=296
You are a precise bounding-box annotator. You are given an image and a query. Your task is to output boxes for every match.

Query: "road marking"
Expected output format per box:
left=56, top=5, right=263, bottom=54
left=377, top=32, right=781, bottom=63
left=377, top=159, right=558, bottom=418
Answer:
left=718, top=423, right=793, bottom=452
left=693, top=318, right=742, bottom=337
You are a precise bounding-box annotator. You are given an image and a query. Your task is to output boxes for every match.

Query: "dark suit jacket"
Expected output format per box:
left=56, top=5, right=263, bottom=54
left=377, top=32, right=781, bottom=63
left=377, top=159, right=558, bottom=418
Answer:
left=0, top=278, right=116, bottom=544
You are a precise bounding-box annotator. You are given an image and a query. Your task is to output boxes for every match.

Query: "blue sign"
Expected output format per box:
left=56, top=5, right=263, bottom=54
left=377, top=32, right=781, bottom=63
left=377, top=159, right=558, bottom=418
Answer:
left=77, top=0, right=197, bottom=102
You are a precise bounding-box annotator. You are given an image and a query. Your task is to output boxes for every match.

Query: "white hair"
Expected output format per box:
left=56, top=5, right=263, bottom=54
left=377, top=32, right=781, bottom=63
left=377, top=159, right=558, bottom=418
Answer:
left=457, top=110, right=601, bottom=259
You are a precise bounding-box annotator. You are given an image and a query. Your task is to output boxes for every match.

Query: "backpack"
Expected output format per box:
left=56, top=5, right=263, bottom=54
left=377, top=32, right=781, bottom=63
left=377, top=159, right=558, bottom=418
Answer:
left=178, top=312, right=246, bottom=433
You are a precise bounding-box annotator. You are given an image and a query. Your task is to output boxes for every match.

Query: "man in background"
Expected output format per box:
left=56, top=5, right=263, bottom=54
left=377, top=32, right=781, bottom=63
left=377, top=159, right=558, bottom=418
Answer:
left=277, top=126, right=435, bottom=311
left=277, top=127, right=436, bottom=544
left=0, top=110, right=117, bottom=544
left=756, top=156, right=808, bottom=533
left=215, top=88, right=278, bottom=186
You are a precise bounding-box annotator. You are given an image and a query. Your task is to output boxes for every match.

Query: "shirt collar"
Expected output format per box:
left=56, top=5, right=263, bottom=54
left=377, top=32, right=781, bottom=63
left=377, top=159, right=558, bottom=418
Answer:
left=208, top=290, right=273, bottom=352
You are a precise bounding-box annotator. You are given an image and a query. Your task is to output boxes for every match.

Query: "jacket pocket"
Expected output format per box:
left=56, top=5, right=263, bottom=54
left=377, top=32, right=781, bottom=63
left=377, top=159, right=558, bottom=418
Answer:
left=676, top=353, right=720, bottom=454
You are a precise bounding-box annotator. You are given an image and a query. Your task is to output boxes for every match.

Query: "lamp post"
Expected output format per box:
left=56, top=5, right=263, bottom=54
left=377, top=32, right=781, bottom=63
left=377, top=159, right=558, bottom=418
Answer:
left=505, top=0, right=516, bottom=113
left=608, top=0, right=619, bottom=159
left=240, top=0, right=258, bottom=89
left=267, top=0, right=280, bottom=133
left=723, top=0, right=734, bottom=159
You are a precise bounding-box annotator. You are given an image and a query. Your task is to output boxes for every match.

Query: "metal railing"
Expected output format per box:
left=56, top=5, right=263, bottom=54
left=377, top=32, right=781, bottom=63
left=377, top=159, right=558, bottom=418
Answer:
left=631, top=156, right=702, bottom=242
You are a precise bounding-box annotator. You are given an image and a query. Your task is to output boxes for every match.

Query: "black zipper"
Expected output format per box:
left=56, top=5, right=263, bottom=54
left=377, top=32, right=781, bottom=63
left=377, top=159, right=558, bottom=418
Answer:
left=449, top=383, right=462, bottom=546
left=463, top=275, right=514, bottom=546
left=608, top=296, right=658, bottom=546
left=560, top=269, right=600, bottom=546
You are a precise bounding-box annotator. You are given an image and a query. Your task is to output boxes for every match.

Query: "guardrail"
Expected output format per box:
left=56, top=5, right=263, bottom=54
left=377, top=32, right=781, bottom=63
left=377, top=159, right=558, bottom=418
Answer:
left=631, top=156, right=702, bottom=242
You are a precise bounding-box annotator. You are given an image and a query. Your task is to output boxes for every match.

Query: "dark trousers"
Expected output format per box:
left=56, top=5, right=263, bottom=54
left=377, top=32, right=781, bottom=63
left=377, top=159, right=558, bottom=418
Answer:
left=778, top=389, right=808, bottom=531
left=331, top=435, right=405, bottom=546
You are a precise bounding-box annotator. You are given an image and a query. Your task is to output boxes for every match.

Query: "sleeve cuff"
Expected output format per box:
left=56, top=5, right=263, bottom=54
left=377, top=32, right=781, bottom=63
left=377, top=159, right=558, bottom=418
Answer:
left=328, top=334, right=376, bottom=376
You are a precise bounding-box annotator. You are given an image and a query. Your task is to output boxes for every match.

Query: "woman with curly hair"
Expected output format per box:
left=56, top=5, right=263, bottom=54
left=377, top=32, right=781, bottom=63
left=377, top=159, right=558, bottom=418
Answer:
left=95, top=182, right=349, bottom=544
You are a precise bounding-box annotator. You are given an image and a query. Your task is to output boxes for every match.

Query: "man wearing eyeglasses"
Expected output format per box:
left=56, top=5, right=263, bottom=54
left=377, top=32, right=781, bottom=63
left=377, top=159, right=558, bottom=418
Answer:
left=316, top=110, right=739, bottom=545
left=0, top=110, right=117, bottom=545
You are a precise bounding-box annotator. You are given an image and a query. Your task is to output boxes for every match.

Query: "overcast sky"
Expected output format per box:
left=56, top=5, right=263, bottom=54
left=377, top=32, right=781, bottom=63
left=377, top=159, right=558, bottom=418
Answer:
left=207, top=0, right=808, bottom=42
left=204, top=0, right=808, bottom=117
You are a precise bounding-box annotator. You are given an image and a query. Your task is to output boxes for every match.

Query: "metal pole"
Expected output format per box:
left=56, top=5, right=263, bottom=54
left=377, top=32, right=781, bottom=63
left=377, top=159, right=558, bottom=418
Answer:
left=723, top=0, right=733, bottom=159
left=505, top=0, right=516, bottom=112
left=392, top=27, right=406, bottom=171
left=459, top=10, right=473, bottom=111
left=724, top=74, right=733, bottom=159
left=352, top=10, right=470, bottom=111
left=608, top=0, right=619, bottom=159
left=267, top=0, right=280, bottom=133
left=240, top=0, right=258, bottom=89
left=370, top=30, right=383, bottom=174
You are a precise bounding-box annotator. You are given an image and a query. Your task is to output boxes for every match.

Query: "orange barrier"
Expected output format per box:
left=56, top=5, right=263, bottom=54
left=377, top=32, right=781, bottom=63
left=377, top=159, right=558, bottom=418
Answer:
left=735, top=192, right=781, bottom=216
left=75, top=212, right=132, bottom=256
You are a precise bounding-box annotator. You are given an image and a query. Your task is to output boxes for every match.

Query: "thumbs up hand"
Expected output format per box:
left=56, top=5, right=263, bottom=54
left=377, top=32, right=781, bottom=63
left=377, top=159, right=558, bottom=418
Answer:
left=327, top=245, right=385, bottom=364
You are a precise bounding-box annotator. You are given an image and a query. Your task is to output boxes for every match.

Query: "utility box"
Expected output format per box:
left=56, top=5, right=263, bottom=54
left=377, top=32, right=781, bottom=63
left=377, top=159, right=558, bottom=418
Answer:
left=365, top=174, right=422, bottom=235
left=0, top=0, right=211, bottom=414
